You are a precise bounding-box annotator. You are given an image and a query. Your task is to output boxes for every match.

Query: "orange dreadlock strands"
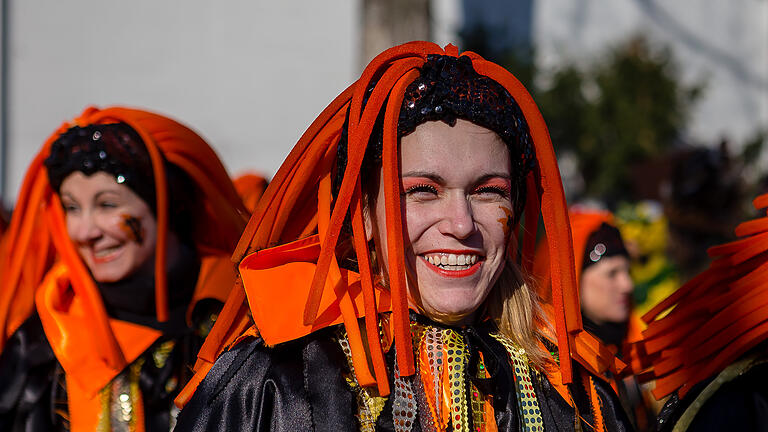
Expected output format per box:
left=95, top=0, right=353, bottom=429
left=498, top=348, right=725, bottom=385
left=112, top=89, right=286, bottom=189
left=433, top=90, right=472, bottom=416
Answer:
left=305, top=57, right=425, bottom=327
left=233, top=85, right=357, bottom=260
left=351, top=179, right=392, bottom=395
left=381, top=68, right=422, bottom=377
left=472, top=57, right=579, bottom=383
left=635, top=193, right=768, bottom=399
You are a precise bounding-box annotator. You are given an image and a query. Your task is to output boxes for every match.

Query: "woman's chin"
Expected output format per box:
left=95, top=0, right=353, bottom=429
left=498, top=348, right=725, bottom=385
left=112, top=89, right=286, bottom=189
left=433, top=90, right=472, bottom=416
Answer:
left=421, top=299, right=481, bottom=326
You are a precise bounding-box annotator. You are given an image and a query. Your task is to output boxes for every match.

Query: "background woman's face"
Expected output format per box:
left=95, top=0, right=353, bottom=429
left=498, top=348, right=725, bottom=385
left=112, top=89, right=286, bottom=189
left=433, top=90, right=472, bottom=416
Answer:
left=373, top=119, right=513, bottom=325
left=580, top=255, right=634, bottom=324
left=60, top=171, right=157, bottom=283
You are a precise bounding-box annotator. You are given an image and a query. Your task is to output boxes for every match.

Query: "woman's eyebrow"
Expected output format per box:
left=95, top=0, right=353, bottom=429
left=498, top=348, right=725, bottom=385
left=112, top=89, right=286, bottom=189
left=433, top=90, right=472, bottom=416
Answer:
left=475, top=173, right=512, bottom=183
left=400, top=172, right=445, bottom=184
left=94, top=190, right=121, bottom=200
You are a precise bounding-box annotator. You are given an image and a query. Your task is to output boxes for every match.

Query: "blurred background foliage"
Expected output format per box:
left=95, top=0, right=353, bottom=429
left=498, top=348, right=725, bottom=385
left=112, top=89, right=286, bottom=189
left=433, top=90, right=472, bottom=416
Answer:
left=462, top=26, right=764, bottom=207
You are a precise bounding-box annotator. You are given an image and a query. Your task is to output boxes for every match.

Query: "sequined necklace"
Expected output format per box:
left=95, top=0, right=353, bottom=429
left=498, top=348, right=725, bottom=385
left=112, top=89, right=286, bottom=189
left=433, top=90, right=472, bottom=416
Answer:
left=337, top=319, right=544, bottom=432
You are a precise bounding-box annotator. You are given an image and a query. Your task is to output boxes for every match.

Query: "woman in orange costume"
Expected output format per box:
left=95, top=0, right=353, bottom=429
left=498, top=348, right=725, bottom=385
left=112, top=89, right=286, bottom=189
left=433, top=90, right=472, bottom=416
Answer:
left=0, top=106, right=248, bottom=431
left=537, top=209, right=657, bottom=430
left=636, top=193, right=768, bottom=431
left=174, top=42, right=630, bottom=431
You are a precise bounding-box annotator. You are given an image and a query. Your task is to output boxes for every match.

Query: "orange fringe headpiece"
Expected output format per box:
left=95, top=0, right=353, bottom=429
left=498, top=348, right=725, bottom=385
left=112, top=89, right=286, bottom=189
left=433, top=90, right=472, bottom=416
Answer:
left=184, top=42, right=610, bottom=402
left=637, top=193, right=768, bottom=399
left=0, top=106, right=248, bottom=367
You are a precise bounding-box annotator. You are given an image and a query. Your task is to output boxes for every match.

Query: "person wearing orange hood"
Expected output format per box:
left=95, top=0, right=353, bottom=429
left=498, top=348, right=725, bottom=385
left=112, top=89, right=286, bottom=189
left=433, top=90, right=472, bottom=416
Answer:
left=565, top=209, right=657, bottom=430
left=173, top=42, right=630, bottom=431
left=0, top=106, right=247, bottom=431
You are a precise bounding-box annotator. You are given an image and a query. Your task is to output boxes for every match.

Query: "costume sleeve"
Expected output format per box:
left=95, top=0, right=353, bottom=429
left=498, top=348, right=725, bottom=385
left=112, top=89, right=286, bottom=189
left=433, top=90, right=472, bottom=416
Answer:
left=0, top=313, right=59, bottom=431
left=173, top=337, right=314, bottom=432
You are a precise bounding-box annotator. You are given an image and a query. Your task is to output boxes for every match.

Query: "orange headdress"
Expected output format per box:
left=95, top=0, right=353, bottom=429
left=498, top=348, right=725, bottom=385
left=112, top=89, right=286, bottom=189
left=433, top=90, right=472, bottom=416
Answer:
left=0, top=105, right=248, bottom=365
left=233, top=172, right=269, bottom=214
left=182, top=42, right=615, bottom=404
left=637, top=193, right=768, bottom=399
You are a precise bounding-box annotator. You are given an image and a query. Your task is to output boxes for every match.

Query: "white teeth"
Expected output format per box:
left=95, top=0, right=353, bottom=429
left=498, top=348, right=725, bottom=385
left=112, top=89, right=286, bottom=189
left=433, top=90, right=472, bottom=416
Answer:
left=94, top=245, right=121, bottom=258
left=423, top=253, right=480, bottom=269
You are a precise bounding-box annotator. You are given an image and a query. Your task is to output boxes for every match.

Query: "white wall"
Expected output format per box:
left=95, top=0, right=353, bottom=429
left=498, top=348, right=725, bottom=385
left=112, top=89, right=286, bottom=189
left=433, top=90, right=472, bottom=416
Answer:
left=3, top=1, right=360, bottom=206
left=534, top=0, right=768, bottom=150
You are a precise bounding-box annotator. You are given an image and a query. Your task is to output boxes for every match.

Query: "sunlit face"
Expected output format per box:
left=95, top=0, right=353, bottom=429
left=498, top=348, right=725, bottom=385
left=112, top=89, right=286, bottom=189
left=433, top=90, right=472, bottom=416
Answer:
left=372, top=119, right=514, bottom=326
left=580, top=255, right=634, bottom=324
left=59, top=171, right=157, bottom=283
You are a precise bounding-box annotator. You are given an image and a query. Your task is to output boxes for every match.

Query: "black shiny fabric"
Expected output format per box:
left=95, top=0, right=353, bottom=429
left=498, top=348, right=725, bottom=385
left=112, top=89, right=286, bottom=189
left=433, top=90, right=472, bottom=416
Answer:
left=657, top=359, right=768, bottom=432
left=175, top=324, right=631, bottom=431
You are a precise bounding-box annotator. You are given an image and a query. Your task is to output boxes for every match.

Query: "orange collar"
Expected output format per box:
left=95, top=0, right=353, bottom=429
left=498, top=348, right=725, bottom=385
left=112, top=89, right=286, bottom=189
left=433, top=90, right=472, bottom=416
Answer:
left=36, top=262, right=162, bottom=398
left=240, top=234, right=392, bottom=346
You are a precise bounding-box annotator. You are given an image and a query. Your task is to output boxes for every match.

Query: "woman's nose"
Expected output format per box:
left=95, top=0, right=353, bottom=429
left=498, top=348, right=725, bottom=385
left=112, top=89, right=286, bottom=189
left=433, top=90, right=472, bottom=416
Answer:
left=437, top=194, right=476, bottom=239
left=618, top=269, right=634, bottom=293
left=68, top=212, right=103, bottom=244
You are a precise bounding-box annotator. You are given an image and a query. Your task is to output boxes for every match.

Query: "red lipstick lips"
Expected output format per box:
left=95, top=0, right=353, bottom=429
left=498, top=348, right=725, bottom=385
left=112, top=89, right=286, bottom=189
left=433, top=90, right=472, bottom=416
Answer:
left=421, top=251, right=483, bottom=278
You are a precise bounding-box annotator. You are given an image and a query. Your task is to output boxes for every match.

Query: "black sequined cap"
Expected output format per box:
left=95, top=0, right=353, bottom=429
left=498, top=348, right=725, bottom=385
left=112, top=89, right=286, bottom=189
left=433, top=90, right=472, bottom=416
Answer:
left=582, top=223, right=629, bottom=271
left=335, top=54, right=535, bottom=220
left=45, top=123, right=156, bottom=211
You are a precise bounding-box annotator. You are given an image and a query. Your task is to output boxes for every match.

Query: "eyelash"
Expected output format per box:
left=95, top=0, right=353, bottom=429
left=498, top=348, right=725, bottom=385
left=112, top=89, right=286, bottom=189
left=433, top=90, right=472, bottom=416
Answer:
left=404, top=184, right=439, bottom=195
left=473, top=185, right=511, bottom=198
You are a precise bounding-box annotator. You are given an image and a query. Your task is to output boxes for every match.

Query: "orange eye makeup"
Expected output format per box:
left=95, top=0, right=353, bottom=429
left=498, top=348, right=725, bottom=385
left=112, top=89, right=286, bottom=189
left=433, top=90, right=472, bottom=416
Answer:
left=402, top=177, right=442, bottom=195
left=472, top=178, right=512, bottom=198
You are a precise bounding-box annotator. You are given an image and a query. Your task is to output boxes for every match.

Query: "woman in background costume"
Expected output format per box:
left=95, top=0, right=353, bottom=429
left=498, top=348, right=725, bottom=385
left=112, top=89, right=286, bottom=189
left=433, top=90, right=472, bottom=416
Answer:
left=0, top=106, right=248, bottom=431
left=636, top=193, right=768, bottom=431
left=537, top=209, right=657, bottom=430
left=174, top=42, right=631, bottom=431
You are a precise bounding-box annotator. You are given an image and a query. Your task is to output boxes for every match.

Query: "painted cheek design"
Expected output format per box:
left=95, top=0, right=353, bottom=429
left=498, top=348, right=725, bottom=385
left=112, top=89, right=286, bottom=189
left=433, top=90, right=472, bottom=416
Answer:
left=120, top=214, right=145, bottom=245
left=497, top=206, right=515, bottom=238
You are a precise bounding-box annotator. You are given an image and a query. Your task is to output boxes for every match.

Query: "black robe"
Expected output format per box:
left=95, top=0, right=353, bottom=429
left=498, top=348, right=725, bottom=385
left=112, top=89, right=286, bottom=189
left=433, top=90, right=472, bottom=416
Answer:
left=175, top=325, right=632, bottom=431
left=656, top=354, right=768, bottom=432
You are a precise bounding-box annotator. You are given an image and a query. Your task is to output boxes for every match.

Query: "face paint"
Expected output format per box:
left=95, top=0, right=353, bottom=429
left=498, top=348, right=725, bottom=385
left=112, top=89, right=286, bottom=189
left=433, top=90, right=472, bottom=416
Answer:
left=120, top=214, right=145, bottom=245
left=497, top=206, right=515, bottom=239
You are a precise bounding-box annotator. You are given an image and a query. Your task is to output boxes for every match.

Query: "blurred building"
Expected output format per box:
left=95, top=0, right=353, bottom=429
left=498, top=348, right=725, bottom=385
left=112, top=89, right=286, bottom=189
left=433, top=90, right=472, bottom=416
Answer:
left=0, top=1, right=360, bottom=207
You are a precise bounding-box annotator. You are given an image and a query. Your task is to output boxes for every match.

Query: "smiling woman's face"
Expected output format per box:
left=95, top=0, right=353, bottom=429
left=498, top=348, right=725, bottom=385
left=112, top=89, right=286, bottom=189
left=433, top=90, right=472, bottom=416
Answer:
left=59, top=171, right=157, bottom=283
left=372, top=119, right=513, bottom=326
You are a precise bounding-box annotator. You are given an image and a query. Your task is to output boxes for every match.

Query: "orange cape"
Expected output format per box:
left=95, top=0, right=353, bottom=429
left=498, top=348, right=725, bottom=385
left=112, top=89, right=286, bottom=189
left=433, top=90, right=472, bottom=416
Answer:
left=179, top=42, right=618, bottom=407
left=0, top=106, right=248, bottom=428
left=636, top=193, right=768, bottom=399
